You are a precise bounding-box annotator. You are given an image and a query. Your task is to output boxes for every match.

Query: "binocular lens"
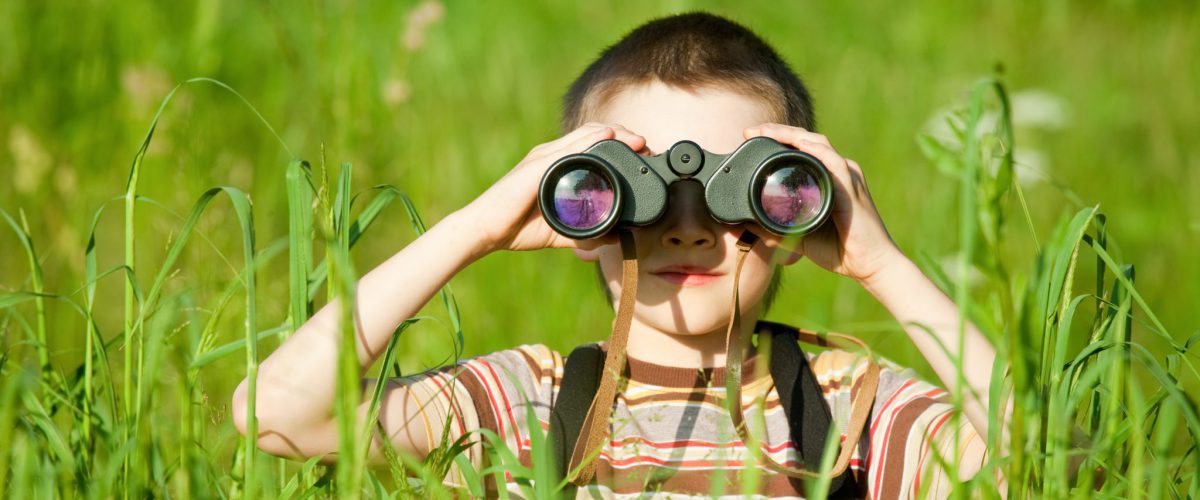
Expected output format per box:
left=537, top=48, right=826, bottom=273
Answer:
left=552, top=167, right=616, bottom=230
left=759, top=164, right=825, bottom=229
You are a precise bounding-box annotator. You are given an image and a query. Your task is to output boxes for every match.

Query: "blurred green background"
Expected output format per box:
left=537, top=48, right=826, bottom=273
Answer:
left=2, top=0, right=1197, bottom=389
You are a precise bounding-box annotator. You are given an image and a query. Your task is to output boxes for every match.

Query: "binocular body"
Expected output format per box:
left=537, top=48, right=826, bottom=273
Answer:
left=538, top=137, right=833, bottom=239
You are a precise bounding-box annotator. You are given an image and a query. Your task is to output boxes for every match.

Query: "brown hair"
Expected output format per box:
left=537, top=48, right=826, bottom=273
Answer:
left=561, top=12, right=816, bottom=132
left=564, top=12, right=817, bottom=312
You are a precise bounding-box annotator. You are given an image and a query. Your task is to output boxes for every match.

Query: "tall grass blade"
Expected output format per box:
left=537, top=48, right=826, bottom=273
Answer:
left=286, top=161, right=315, bottom=336
left=0, top=209, right=51, bottom=383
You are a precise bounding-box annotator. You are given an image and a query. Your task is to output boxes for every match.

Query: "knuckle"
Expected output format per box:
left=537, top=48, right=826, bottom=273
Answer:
left=801, top=139, right=832, bottom=152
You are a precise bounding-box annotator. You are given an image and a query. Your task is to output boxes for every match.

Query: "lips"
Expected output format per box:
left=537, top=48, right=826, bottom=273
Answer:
left=650, top=265, right=724, bottom=286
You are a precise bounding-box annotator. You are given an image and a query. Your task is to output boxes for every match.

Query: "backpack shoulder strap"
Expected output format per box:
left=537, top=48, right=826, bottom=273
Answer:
left=762, top=320, right=859, bottom=496
left=765, top=322, right=835, bottom=469
left=548, top=343, right=606, bottom=483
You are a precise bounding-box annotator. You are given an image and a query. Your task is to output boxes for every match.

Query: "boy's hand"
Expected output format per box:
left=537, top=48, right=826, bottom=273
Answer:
left=743, top=123, right=903, bottom=285
left=458, top=123, right=647, bottom=257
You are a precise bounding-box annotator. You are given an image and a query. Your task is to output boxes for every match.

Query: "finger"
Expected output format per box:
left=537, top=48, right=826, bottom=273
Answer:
left=771, top=138, right=856, bottom=202
left=782, top=140, right=878, bottom=215
left=520, top=126, right=613, bottom=181
left=609, top=127, right=647, bottom=153
left=572, top=122, right=645, bottom=154
left=560, top=127, right=616, bottom=155
left=744, top=123, right=833, bottom=148
left=531, top=121, right=646, bottom=160
left=550, top=124, right=645, bottom=159
left=846, top=158, right=867, bottom=180
left=793, top=139, right=845, bottom=172
left=741, top=125, right=862, bottom=237
left=510, top=127, right=617, bottom=182
left=528, top=122, right=613, bottom=158
left=845, top=161, right=871, bottom=201
left=742, top=125, right=852, bottom=193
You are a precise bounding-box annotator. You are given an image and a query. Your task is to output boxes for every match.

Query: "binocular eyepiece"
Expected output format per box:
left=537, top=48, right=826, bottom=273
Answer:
left=538, top=137, right=833, bottom=239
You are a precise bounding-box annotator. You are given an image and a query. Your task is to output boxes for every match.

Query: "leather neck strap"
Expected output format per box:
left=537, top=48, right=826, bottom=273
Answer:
left=569, top=229, right=637, bottom=484
left=567, top=229, right=880, bottom=485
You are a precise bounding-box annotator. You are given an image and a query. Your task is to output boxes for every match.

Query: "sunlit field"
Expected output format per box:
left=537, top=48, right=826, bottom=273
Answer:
left=1, top=1, right=1197, bottom=497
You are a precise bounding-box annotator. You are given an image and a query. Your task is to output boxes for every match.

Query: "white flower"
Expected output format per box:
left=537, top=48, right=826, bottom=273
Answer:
left=1010, top=89, right=1069, bottom=130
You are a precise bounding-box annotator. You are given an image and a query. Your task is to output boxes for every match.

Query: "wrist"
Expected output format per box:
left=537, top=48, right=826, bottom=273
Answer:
left=439, top=208, right=496, bottom=264
left=857, top=247, right=916, bottom=296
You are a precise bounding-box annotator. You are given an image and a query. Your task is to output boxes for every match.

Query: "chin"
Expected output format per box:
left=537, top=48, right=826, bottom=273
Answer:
left=637, top=307, right=729, bottom=336
left=630, top=290, right=767, bottom=336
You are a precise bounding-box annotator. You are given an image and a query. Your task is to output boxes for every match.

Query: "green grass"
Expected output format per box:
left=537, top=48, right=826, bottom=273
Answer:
left=1, top=1, right=1198, bottom=497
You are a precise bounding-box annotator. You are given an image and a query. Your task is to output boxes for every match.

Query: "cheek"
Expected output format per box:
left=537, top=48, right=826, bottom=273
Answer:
left=596, top=247, right=626, bottom=292
left=740, top=251, right=776, bottom=289
left=726, top=246, right=777, bottom=306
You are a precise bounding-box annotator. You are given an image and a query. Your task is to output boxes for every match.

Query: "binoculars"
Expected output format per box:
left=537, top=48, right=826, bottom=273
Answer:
left=538, top=137, right=833, bottom=239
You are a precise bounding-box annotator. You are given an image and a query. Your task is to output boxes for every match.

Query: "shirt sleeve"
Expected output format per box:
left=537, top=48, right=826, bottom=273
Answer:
left=395, top=343, right=563, bottom=480
left=863, top=358, right=989, bottom=499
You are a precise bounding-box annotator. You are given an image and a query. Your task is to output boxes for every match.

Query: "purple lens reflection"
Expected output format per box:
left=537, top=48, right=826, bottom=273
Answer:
left=553, top=168, right=615, bottom=230
left=759, top=165, right=823, bottom=228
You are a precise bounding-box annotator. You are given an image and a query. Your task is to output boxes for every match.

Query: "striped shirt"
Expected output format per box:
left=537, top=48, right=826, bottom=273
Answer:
left=401, top=336, right=987, bottom=498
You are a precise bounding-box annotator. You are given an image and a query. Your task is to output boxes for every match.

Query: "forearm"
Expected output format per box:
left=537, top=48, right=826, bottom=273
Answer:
left=236, top=210, right=485, bottom=433
left=861, top=252, right=999, bottom=439
left=232, top=124, right=645, bottom=454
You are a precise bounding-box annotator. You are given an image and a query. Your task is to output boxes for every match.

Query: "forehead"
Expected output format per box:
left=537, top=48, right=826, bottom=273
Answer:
left=592, top=80, right=776, bottom=155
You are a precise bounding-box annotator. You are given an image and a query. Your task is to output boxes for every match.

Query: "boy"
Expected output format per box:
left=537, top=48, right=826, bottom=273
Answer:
left=234, top=12, right=996, bottom=498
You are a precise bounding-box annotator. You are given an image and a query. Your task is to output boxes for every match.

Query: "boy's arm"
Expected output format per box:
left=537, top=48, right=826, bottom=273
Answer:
left=858, top=250, right=1000, bottom=443
left=743, top=123, right=1003, bottom=443
left=231, top=124, right=645, bottom=461
left=231, top=212, right=484, bottom=460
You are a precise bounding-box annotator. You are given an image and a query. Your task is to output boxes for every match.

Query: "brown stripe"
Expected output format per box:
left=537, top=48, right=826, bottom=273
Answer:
left=878, top=396, right=937, bottom=499
left=821, top=378, right=846, bottom=394
left=436, top=364, right=501, bottom=496
left=626, top=350, right=762, bottom=388
left=820, top=368, right=866, bottom=395
left=444, top=365, right=498, bottom=437
left=548, top=348, right=563, bottom=402
left=517, top=348, right=545, bottom=382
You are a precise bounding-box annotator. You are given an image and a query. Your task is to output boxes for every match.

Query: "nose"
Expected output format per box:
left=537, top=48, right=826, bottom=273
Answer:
left=659, top=181, right=718, bottom=249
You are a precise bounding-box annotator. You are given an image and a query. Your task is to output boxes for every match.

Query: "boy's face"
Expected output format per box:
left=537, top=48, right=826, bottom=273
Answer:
left=578, top=80, right=799, bottom=336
